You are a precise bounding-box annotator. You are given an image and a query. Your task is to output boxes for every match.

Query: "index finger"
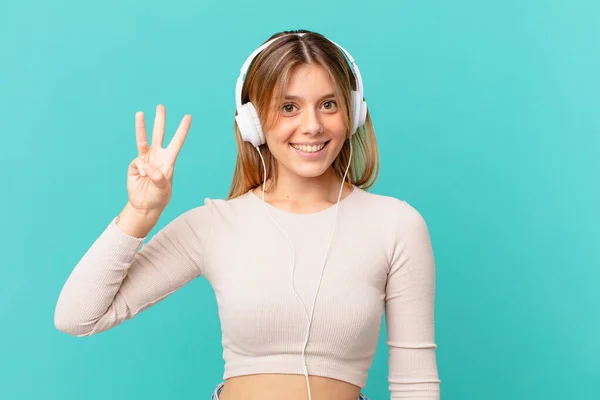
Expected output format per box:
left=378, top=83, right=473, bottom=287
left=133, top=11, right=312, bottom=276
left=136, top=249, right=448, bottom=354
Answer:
left=166, top=114, right=192, bottom=162
left=135, top=111, right=149, bottom=158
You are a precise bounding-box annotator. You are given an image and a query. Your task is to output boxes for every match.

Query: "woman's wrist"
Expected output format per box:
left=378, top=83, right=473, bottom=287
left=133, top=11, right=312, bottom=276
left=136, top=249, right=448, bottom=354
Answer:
left=115, top=203, right=162, bottom=238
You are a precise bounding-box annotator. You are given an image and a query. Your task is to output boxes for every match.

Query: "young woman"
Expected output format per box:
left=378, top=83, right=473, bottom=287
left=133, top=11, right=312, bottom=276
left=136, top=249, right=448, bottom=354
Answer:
left=54, top=30, right=441, bottom=400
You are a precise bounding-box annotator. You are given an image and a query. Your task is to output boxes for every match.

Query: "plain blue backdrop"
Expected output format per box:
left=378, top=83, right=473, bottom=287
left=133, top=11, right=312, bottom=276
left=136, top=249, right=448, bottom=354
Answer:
left=1, top=0, right=598, bottom=399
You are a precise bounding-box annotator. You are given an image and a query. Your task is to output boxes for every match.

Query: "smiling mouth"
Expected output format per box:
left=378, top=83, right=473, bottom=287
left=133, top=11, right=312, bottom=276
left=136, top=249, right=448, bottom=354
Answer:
left=289, top=141, right=330, bottom=153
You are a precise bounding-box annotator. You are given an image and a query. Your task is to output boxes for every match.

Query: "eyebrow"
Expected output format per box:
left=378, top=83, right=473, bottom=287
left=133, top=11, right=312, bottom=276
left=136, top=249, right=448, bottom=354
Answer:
left=283, top=93, right=336, bottom=102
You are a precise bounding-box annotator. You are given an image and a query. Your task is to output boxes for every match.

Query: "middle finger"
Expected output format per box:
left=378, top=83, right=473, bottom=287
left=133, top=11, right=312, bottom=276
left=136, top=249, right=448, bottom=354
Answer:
left=135, top=111, right=149, bottom=158
left=151, top=104, right=166, bottom=149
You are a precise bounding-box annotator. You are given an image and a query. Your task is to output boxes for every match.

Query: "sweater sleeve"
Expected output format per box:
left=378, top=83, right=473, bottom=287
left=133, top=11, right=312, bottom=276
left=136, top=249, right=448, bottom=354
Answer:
left=385, top=200, right=441, bottom=399
left=54, top=203, right=212, bottom=337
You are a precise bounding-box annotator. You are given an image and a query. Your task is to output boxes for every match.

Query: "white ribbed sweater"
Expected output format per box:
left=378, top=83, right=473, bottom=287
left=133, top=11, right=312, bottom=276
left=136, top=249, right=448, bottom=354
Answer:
left=54, top=185, right=441, bottom=399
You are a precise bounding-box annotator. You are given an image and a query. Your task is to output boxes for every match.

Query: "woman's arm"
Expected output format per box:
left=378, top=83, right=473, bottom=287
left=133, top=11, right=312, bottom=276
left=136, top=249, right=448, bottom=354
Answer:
left=54, top=203, right=212, bottom=337
left=385, top=200, right=441, bottom=399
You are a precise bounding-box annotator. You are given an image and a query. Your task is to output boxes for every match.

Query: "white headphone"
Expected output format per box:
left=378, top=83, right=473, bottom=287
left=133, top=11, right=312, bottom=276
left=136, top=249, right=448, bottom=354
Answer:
left=233, top=32, right=364, bottom=400
left=234, top=32, right=368, bottom=146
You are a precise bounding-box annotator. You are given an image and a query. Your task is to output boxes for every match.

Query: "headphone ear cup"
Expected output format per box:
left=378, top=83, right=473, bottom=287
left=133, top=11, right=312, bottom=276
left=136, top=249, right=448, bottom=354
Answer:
left=350, top=91, right=366, bottom=135
left=235, top=102, right=265, bottom=147
left=246, top=102, right=265, bottom=145
left=359, top=99, right=367, bottom=130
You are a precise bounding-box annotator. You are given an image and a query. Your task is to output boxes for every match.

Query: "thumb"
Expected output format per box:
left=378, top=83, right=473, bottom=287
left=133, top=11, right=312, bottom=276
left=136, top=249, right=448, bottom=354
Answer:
left=144, top=163, right=169, bottom=189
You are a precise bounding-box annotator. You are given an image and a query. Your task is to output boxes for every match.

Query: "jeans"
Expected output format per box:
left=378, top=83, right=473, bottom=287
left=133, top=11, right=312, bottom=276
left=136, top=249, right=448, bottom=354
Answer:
left=210, top=381, right=370, bottom=399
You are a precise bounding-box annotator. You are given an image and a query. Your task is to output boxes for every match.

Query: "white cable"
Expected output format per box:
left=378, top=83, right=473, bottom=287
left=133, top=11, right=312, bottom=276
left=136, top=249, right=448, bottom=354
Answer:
left=254, top=139, right=353, bottom=400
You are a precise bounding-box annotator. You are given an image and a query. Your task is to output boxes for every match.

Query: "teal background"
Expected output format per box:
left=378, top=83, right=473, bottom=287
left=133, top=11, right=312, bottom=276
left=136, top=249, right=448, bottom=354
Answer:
left=1, top=0, right=598, bottom=399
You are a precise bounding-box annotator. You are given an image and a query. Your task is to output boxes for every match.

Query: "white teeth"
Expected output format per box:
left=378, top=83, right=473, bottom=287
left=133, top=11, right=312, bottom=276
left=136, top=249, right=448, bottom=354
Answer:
left=290, top=142, right=326, bottom=153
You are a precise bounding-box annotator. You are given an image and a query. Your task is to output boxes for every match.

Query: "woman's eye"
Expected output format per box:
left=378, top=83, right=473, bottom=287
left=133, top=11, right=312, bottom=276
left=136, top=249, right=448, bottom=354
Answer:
left=322, top=100, right=337, bottom=110
left=282, top=104, right=296, bottom=113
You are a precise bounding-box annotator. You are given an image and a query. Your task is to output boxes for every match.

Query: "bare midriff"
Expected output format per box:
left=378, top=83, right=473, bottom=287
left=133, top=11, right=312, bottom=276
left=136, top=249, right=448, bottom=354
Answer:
left=217, top=374, right=362, bottom=400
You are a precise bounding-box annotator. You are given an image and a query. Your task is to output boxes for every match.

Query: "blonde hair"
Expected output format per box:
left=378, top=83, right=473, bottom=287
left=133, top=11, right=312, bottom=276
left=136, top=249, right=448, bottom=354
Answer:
left=227, top=29, right=379, bottom=199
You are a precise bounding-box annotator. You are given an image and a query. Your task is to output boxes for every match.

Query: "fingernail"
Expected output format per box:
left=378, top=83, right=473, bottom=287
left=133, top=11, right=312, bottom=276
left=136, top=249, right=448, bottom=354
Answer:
left=139, top=167, right=146, bottom=176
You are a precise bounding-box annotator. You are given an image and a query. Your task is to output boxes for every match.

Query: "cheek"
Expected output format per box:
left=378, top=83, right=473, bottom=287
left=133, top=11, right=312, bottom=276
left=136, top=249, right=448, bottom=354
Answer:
left=264, top=131, right=294, bottom=157
left=328, top=140, right=346, bottom=158
left=270, top=133, right=294, bottom=148
left=265, top=118, right=295, bottom=140
left=327, top=110, right=346, bottom=125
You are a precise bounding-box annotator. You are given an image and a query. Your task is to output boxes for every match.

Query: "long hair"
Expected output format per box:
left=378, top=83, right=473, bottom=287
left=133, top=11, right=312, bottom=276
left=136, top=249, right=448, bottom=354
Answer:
left=227, top=29, right=379, bottom=199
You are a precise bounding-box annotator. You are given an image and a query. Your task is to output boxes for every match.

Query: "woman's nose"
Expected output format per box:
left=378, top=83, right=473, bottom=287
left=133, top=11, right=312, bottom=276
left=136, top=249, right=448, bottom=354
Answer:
left=300, top=108, right=323, bottom=135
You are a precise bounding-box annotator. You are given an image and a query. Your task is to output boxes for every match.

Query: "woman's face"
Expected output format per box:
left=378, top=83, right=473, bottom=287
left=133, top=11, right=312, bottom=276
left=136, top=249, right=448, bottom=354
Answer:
left=264, top=63, right=348, bottom=181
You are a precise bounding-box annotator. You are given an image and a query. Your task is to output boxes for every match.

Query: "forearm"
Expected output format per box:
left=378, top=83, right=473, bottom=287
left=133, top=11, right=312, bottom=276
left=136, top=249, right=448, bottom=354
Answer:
left=54, top=217, right=146, bottom=336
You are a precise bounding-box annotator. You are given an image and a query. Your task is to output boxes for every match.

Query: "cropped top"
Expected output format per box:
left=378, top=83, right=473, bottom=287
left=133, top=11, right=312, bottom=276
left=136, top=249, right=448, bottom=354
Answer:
left=54, top=185, right=441, bottom=398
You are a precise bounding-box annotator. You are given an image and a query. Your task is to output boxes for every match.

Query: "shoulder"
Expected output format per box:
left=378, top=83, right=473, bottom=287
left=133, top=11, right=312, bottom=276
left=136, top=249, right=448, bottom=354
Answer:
left=353, top=187, right=426, bottom=226
left=351, top=188, right=432, bottom=252
left=175, top=191, right=255, bottom=224
left=350, top=189, right=433, bottom=269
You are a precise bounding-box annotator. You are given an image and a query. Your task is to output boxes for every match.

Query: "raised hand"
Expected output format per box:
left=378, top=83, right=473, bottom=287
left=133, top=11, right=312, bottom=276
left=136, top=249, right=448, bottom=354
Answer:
left=126, top=104, right=192, bottom=215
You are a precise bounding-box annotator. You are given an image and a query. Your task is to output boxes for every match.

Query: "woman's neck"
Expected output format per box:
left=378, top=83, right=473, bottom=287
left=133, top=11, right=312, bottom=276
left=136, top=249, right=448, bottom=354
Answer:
left=254, top=169, right=353, bottom=213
